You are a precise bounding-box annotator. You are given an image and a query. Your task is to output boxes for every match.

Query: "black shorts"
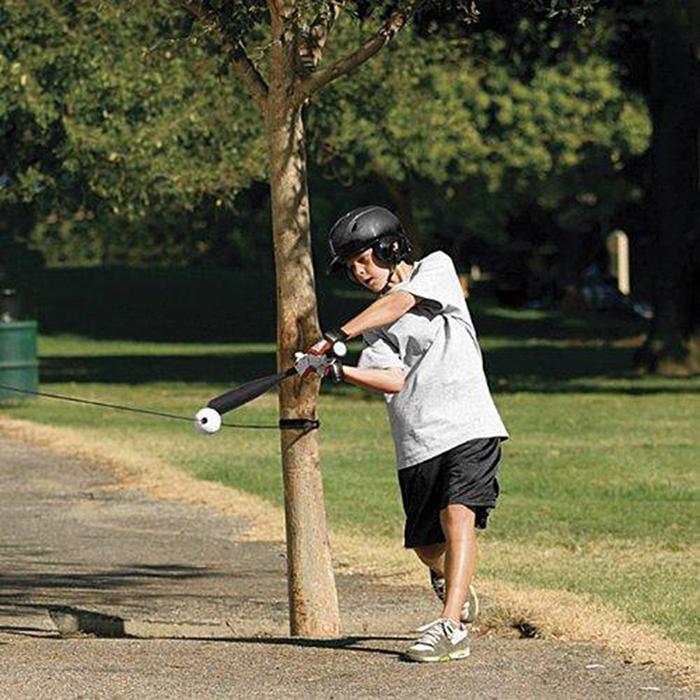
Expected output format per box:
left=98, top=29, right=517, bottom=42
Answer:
left=398, top=437, right=503, bottom=549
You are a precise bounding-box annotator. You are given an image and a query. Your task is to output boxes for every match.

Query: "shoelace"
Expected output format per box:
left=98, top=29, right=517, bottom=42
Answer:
left=415, top=617, right=443, bottom=634
left=414, top=619, right=450, bottom=647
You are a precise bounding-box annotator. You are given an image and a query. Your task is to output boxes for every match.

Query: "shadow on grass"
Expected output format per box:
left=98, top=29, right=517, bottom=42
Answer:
left=40, top=353, right=279, bottom=385
left=480, top=345, right=699, bottom=393
left=470, top=298, right=649, bottom=343
left=33, top=266, right=648, bottom=348
left=39, top=345, right=699, bottom=395
left=34, top=267, right=369, bottom=343
left=31, top=269, right=697, bottom=394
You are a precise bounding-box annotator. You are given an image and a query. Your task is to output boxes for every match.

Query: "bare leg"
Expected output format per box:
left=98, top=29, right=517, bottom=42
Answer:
left=439, top=504, right=477, bottom=624
left=415, top=541, right=480, bottom=579
left=413, top=542, right=446, bottom=573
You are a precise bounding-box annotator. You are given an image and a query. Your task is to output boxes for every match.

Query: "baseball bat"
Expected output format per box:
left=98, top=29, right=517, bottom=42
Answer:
left=207, top=367, right=296, bottom=415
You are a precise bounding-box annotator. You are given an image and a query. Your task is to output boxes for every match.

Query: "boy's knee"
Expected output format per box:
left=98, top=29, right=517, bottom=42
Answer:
left=440, top=503, right=476, bottom=531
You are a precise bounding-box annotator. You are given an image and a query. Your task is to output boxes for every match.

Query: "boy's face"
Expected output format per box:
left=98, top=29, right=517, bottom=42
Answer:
left=346, top=248, right=392, bottom=293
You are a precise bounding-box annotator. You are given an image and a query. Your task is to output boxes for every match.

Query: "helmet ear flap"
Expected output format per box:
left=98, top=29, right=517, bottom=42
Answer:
left=371, top=237, right=394, bottom=264
left=372, top=235, right=411, bottom=266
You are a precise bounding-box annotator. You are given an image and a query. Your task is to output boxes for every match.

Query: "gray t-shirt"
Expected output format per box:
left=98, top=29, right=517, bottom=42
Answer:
left=358, top=251, right=508, bottom=470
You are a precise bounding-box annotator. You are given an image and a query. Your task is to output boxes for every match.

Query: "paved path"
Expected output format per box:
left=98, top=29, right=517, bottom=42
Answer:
left=0, top=438, right=692, bottom=698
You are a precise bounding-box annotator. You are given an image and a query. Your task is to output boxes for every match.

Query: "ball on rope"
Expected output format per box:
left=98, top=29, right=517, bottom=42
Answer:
left=194, top=407, right=222, bottom=435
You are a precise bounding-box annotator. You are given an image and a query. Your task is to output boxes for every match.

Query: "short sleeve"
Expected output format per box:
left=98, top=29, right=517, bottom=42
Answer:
left=389, top=251, right=462, bottom=313
left=358, top=332, right=406, bottom=371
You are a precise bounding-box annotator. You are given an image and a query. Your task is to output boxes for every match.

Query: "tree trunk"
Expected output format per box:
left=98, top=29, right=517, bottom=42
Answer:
left=265, top=16, right=340, bottom=637
left=636, top=0, right=700, bottom=375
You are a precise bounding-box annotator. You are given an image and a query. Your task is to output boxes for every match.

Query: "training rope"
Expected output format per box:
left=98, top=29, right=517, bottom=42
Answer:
left=0, top=383, right=309, bottom=431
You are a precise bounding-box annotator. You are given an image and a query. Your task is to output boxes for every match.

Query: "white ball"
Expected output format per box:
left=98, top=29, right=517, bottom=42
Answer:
left=194, top=407, right=222, bottom=435
left=332, top=340, right=348, bottom=358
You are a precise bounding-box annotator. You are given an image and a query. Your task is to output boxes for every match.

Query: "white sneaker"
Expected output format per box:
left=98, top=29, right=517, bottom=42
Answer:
left=405, top=618, right=471, bottom=663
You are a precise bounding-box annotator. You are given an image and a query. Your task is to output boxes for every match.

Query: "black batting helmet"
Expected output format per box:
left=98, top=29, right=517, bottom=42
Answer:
left=327, top=205, right=412, bottom=274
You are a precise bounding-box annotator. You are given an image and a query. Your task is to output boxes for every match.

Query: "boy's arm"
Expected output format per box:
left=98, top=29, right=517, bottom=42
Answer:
left=340, top=291, right=417, bottom=339
left=342, top=366, right=405, bottom=394
left=309, top=290, right=417, bottom=355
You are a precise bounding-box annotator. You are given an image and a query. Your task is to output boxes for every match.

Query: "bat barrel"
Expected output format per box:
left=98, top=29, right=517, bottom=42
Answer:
left=207, top=367, right=295, bottom=415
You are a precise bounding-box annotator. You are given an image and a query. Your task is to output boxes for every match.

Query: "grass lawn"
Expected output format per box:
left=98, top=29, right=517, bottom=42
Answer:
left=2, top=299, right=698, bottom=646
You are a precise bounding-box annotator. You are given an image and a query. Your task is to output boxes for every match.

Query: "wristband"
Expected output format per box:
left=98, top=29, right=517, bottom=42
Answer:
left=323, top=328, right=349, bottom=344
left=329, top=359, right=344, bottom=384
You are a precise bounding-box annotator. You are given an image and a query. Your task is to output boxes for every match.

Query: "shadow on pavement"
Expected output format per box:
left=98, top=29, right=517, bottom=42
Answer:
left=1, top=600, right=409, bottom=660
left=207, top=635, right=409, bottom=659
left=0, top=564, right=216, bottom=595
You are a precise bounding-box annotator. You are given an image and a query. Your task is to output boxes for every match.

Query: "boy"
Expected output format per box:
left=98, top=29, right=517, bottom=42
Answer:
left=308, top=205, right=508, bottom=662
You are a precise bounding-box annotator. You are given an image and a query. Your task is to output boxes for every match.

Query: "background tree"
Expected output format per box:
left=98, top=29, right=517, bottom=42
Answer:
left=0, top=1, right=265, bottom=266
left=307, top=10, right=649, bottom=283
left=633, top=0, right=699, bottom=375
left=601, top=0, right=699, bottom=375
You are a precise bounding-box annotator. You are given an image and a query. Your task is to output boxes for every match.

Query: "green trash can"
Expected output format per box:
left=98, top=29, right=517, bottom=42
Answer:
left=0, top=320, right=39, bottom=401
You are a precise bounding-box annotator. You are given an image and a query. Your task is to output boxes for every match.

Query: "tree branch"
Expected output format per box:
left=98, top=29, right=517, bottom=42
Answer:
left=296, top=0, right=420, bottom=102
left=296, top=1, right=345, bottom=75
left=267, top=0, right=280, bottom=24
left=178, top=0, right=269, bottom=112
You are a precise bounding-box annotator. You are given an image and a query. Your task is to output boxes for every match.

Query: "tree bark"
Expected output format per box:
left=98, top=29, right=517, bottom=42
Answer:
left=636, top=0, right=700, bottom=375
left=265, top=3, right=340, bottom=637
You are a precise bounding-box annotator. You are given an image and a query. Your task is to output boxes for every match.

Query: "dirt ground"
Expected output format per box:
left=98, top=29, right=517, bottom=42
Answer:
left=0, top=437, right=695, bottom=699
